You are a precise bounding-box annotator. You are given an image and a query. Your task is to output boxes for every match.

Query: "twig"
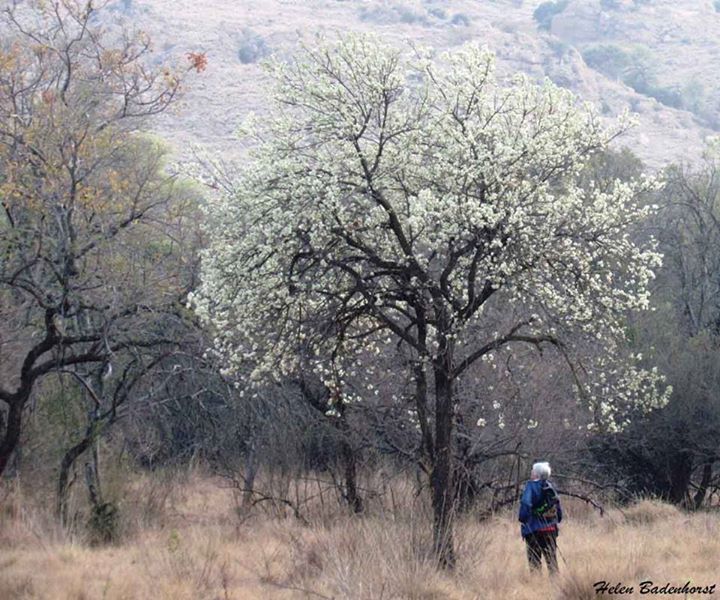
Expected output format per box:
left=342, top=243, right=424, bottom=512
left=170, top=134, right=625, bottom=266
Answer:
left=556, top=489, right=605, bottom=516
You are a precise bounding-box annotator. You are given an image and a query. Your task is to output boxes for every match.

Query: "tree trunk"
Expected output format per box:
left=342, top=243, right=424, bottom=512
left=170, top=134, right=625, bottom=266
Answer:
left=84, top=456, right=102, bottom=510
left=336, top=406, right=363, bottom=514
left=241, top=437, right=259, bottom=510
left=431, top=363, right=455, bottom=568
left=57, top=436, right=92, bottom=525
left=668, top=451, right=693, bottom=506
left=341, top=437, right=363, bottom=514
left=0, top=401, right=24, bottom=478
left=692, top=460, right=714, bottom=510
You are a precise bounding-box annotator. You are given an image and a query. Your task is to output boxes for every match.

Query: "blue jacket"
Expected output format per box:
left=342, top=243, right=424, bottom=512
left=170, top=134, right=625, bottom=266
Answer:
left=518, top=479, right=563, bottom=538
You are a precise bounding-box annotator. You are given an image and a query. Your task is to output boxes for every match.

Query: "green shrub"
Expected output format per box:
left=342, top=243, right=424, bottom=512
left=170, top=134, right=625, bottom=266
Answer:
left=359, top=3, right=428, bottom=25
left=450, top=13, right=471, bottom=26
left=549, top=38, right=570, bottom=57
left=533, top=0, right=569, bottom=31
left=88, top=502, right=119, bottom=545
left=582, top=44, right=633, bottom=79
left=237, top=29, right=269, bottom=64
left=583, top=44, right=685, bottom=110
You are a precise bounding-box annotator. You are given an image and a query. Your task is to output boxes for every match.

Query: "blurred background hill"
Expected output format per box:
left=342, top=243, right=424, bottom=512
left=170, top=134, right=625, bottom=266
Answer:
left=110, top=0, right=720, bottom=168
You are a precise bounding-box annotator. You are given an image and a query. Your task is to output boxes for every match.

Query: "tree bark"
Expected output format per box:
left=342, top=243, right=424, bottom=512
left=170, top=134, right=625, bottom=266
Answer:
left=668, top=451, right=693, bottom=506
left=0, top=400, right=24, bottom=478
left=341, top=436, right=363, bottom=514
left=431, top=362, right=455, bottom=568
left=692, top=460, right=714, bottom=510
left=57, top=436, right=93, bottom=524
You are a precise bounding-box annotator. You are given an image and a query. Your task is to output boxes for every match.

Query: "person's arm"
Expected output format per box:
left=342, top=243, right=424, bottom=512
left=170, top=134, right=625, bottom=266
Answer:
left=557, top=499, right=563, bottom=523
left=518, top=484, right=533, bottom=523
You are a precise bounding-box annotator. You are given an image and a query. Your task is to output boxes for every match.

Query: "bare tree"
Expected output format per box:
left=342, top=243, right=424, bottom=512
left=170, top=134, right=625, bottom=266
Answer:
left=0, top=0, right=204, bottom=478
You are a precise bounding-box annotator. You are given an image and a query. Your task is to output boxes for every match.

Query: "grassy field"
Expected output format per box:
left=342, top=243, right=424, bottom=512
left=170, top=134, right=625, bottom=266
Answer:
left=0, top=473, right=718, bottom=599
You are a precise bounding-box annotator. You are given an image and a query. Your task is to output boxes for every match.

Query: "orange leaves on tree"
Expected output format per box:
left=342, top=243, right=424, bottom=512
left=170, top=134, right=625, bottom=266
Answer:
left=186, top=52, right=208, bottom=73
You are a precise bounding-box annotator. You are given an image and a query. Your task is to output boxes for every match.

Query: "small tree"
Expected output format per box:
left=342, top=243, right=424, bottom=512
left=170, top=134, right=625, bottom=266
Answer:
left=0, top=0, right=202, bottom=479
left=193, top=35, right=667, bottom=566
left=533, top=0, right=569, bottom=31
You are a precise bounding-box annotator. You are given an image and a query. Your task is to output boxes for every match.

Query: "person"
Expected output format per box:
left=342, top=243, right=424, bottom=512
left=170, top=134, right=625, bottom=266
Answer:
left=518, top=461, right=563, bottom=574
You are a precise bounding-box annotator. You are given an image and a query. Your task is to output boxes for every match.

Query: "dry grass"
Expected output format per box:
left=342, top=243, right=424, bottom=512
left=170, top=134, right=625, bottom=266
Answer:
left=1, top=473, right=718, bottom=599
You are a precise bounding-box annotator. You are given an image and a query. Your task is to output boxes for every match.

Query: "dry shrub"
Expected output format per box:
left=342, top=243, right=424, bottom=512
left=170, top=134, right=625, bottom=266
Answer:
left=622, top=499, right=681, bottom=525
left=117, top=469, right=184, bottom=536
left=0, top=483, right=73, bottom=550
left=302, top=516, right=451, bottom=599
left=555, top=568, right=602, bottom=600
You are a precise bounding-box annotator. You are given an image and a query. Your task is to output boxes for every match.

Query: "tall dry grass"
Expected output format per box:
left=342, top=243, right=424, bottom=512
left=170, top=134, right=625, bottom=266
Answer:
left=1, top=471, right=718, bottom=599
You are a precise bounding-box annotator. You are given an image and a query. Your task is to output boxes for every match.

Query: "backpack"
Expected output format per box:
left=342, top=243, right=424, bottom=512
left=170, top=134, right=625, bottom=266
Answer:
left=532, top=480, right=559, bottom=521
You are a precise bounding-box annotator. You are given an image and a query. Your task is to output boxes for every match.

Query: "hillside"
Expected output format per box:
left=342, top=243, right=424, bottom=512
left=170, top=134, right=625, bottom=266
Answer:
left=113, top=0, right=720, bottom=169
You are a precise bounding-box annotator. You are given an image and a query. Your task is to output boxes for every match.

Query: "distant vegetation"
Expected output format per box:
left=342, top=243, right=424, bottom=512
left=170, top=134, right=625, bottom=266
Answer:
left=582, top=43, right=718, bottom=125
left=237, top=28, right=270, bottom=64
left=359, top=2, right=428, bottom=25
left=533, top=0, right=569, bottom=31
left=582, top=43, right=685, bottom=111
left=450, top=13, right=471, bottom=26
left=358, top=2, right=469, bottom=27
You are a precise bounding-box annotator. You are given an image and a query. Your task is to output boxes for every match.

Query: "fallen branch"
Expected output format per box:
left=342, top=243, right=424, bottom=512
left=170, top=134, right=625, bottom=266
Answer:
left=556, top=488, right=605, bottom=517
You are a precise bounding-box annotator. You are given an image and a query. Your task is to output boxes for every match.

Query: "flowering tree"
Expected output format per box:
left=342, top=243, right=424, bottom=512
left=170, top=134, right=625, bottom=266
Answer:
left=193, top=35, right=667, bottom=566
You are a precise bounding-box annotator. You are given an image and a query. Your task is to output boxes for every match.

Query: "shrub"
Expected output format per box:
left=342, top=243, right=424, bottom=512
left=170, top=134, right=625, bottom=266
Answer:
left=682, top=78, right=706, bottom=114
left=88, top=502, right=119, bottom=545
left=582, top=44, right=633, bottom=80
left=359, top=3, right=428, bottom=25
left=583, top=44, right=685, bottom=110
left=237, top=29, right=269, bottom=64
left=107, top=0, right=133, bottom=13
left=397, top=5, right=426, bottom=23
left=645, top=85, right=683, bottom=109
left=450, top=13, right=471, bottom=26
left=623, top=499, right=680, bottom=525
left=533, top=0, right=569, bottom=31
left=549, top=38, right=570, bottom=57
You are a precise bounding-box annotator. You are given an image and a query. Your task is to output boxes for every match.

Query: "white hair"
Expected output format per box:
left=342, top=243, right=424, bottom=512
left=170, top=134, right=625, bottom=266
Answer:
left=532, top=462, right=551, bottom=480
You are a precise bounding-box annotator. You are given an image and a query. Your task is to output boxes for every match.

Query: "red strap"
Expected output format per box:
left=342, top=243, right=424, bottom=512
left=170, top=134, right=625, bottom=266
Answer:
left=537, top=526, right=557, bottom=533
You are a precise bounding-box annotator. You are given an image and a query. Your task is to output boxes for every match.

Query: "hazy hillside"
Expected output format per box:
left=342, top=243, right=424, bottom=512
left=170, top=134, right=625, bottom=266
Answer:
left=113, top=0, right=720, bottom=169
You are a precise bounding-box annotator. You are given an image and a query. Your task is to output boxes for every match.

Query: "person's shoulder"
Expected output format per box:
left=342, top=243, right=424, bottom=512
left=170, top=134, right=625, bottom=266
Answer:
left=523, top=479, right=541, bottom=494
